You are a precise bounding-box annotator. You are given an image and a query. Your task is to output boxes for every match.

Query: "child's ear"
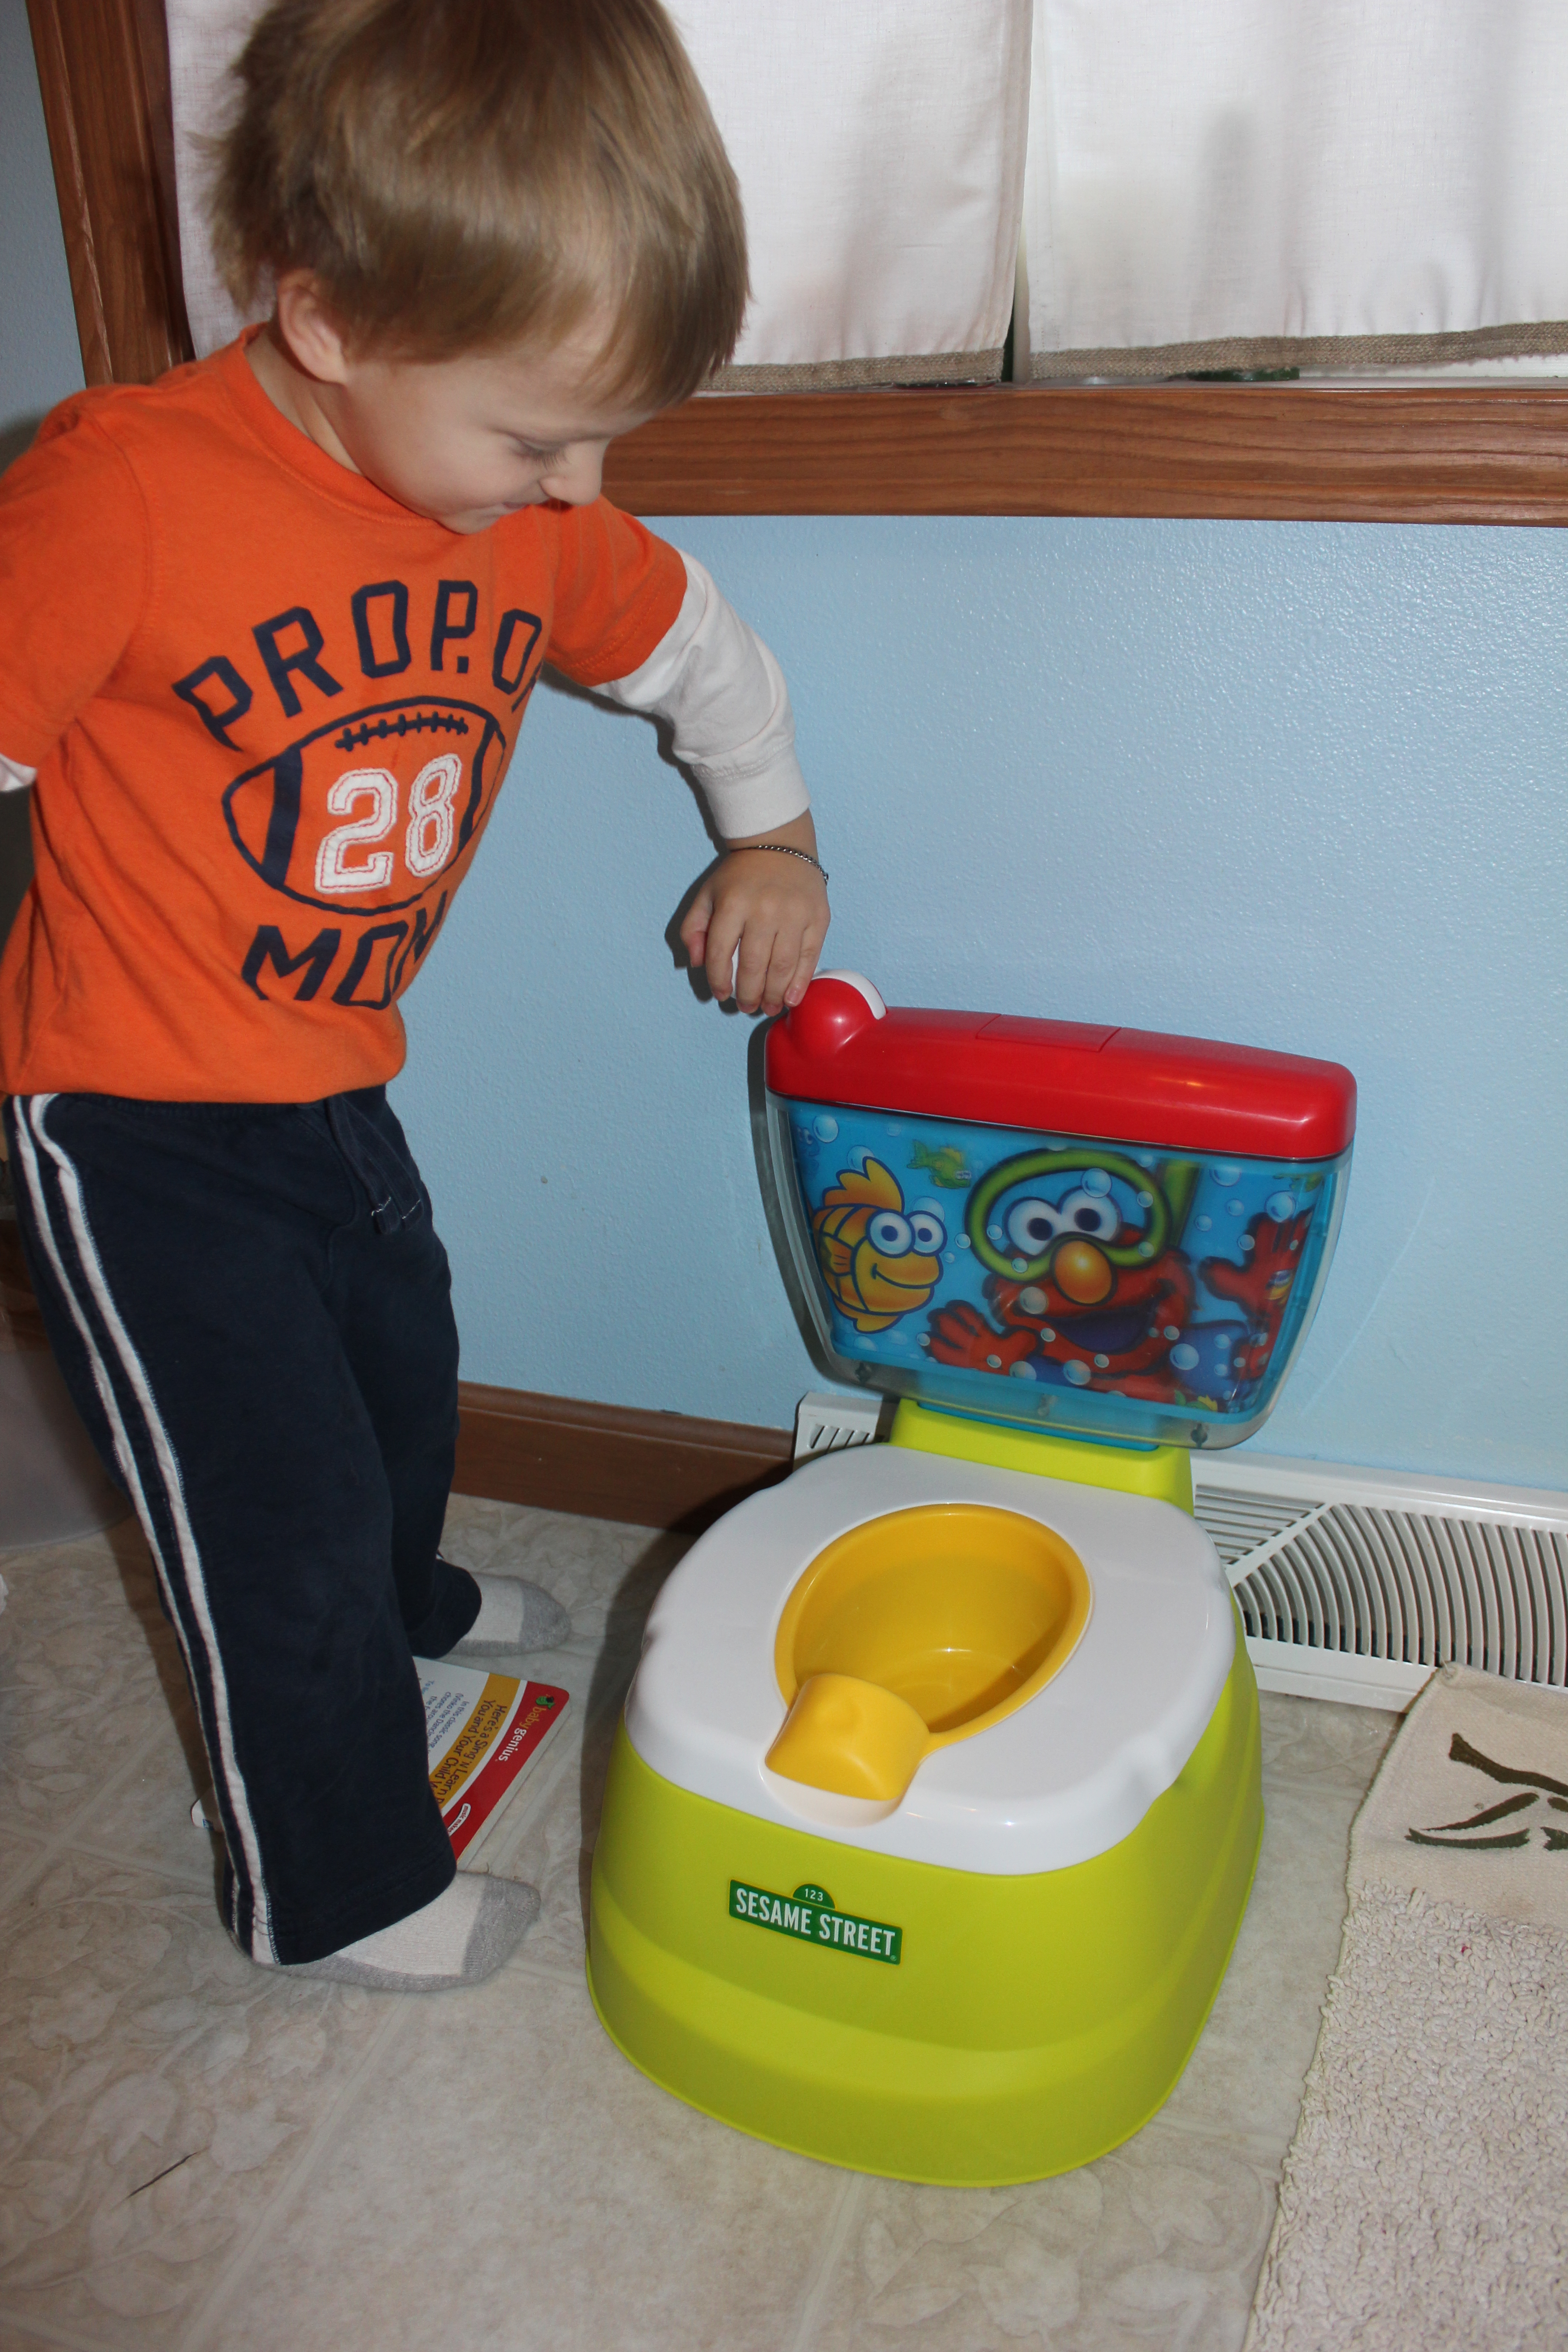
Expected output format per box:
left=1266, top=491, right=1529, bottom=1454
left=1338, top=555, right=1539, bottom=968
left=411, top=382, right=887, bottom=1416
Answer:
left=273, top=273, right=353, bottom=385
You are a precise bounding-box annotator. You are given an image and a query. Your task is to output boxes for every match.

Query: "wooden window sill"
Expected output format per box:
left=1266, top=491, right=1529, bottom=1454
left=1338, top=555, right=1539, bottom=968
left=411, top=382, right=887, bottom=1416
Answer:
left=603, top=383, right=1568, bottom=524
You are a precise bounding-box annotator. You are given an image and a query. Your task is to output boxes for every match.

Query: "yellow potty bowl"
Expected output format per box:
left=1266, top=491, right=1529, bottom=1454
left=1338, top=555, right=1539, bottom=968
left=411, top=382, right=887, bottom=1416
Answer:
left=766, top=1502, right=1093, bottom=1806
left=587, top=1431, right=1261, bottom=2185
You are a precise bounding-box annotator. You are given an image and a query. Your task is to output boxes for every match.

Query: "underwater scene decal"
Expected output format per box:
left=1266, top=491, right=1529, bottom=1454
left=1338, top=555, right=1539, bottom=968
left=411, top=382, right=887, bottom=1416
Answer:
left=783, top=1100, right=1346, bottom=1437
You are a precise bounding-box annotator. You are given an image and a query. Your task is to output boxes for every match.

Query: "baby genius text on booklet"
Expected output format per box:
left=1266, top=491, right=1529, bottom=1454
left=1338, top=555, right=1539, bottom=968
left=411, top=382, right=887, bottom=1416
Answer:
left=416, top=1658, right=570, bottom=1862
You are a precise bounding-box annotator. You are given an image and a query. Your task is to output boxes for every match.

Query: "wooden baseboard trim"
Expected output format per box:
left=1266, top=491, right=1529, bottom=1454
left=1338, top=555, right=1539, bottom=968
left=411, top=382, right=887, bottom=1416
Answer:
left=455, top=1381, right=793, bottom=1533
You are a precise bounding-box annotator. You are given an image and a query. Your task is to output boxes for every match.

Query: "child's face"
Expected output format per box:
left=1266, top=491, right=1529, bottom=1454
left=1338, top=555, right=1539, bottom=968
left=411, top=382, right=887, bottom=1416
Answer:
left=264, top=299, right=656, bottom=533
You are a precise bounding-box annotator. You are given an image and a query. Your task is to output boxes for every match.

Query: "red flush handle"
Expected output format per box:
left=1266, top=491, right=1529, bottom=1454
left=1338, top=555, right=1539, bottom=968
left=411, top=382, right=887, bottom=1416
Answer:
left=784, top=971, right=887, bottom=1057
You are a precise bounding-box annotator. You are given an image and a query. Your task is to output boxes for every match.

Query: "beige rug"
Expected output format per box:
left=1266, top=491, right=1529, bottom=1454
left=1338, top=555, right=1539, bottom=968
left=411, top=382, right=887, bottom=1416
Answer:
left=1245, top=1665, right=1568, bottom=2352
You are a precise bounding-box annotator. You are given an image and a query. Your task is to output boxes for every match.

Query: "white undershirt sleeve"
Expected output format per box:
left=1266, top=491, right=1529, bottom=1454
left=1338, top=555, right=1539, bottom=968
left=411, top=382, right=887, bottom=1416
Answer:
left=0, top=755, right=36, bottom=793
left=597, top=553, right=809, bottom=841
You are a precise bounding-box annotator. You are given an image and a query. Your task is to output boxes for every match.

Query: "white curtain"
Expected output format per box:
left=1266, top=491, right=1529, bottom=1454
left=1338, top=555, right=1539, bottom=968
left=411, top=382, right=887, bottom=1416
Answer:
left=672, top=3, right=1029, bottom=386
left=168, top=0, right=270, bottom=359
left=1024, top=0, right=1568, bottom=377
left=167, top=0, right=1568, bottom=387
left=167, top=0, right=1031, bottom=386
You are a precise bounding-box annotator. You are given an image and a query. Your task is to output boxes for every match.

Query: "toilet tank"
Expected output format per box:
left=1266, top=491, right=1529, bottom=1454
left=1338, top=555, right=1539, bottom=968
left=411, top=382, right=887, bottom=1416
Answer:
left=764, top=974, right=1356, bottom=1452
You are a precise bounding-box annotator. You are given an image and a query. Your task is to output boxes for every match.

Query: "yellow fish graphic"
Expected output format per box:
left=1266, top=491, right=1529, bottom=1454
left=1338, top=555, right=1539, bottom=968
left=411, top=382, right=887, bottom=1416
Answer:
left=811, top=1158, right=946, bottom=1333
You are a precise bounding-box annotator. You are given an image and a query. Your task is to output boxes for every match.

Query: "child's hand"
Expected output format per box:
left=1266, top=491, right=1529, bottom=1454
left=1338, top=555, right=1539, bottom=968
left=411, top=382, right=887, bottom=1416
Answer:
left=680, top=813, right=829, bottom=1015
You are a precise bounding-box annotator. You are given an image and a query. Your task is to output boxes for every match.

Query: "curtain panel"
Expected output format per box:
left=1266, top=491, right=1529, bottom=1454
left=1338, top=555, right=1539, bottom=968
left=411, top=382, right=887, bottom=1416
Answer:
left=168, top=0, right=272, bottom=359
left=1024, top=0, right=1568, bottom=379
left=675, top=2, right=1029, bottom=388
left=168, top=0, right=1568, bottom=388
left=167, top=0, right=1031, bottom=386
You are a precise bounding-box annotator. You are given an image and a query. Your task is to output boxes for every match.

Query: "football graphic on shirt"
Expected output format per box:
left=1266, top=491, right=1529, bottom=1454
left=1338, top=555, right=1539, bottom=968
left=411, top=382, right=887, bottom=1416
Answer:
left=222, top=697, right=510, bottom=914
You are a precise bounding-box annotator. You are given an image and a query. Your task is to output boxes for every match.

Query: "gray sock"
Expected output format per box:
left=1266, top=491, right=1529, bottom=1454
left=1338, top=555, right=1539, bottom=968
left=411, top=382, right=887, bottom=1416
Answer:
left=448, top=1567, right=572, bottom=1656
left=281, top=1874, right=540, bottom=1991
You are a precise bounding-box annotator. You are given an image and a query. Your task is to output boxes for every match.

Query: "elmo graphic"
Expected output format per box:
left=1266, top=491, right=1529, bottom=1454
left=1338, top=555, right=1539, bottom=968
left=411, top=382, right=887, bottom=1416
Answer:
left=926, top=1148, right=1198, bottom=1400
left=1199, top=1206, right=1314, bottom=1385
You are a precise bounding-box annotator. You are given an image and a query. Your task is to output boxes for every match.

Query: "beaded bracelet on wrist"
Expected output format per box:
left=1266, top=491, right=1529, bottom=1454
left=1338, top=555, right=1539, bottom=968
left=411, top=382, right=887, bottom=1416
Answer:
left=732, top=842, right=829, bottom=882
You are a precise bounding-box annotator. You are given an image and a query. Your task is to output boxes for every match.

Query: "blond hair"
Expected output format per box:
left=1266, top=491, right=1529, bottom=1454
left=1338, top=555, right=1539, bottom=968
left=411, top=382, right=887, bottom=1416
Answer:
left=211, top=0, right=747, bottom=404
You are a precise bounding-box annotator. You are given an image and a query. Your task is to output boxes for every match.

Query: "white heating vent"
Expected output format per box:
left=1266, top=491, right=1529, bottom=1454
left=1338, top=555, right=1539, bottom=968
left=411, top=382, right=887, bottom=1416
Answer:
left=1194, top=1453, right=1568, bottom=1712
left=794, top=1390, right=887, bottom=1460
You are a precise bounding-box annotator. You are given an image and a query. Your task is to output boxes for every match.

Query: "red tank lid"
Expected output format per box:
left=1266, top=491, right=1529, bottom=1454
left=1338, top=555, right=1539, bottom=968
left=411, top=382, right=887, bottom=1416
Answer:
left=766, top=974, right=1356, bottom=1160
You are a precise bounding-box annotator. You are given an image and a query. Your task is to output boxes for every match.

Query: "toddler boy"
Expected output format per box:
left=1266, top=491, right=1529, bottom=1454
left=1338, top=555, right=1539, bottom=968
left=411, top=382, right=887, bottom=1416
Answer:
left=0, top=0, right=827, bottom=1989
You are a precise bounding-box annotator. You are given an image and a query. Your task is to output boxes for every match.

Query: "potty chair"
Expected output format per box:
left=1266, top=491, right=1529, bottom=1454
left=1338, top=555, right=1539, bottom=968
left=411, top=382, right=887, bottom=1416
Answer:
left=588, top=975, right=1356, bottom=2185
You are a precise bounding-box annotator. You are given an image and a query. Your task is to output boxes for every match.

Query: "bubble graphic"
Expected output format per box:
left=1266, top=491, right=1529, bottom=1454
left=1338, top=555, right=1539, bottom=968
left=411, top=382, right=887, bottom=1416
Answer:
left=812, top=1114, right=838, bottom=1142
left=1083, top=1168, right=1112, bottom=1196
left=1062, top=1361, right=1092, bottom=1386
left=1214, top=1164, right=1241, bottom=1186
left=1266, top=1191, right=1297, bottom=1221
left=1170, top=1343, right=1200, bottom=1372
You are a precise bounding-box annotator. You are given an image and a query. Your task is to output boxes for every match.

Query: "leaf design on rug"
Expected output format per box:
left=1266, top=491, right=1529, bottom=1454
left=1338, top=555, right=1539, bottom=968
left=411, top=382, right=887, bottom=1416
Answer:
left=1406, top=1732, right=1568, bottom=1852
left=1446, top=1731, right=1568, bottom=1797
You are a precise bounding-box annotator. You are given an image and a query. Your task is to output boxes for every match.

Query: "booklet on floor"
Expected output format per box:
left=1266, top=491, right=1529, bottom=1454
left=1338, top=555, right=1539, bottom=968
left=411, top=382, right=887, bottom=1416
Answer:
left=416, top=1657, right=570, bottom=1861
left=191, top=1659, right=569, bottom=1863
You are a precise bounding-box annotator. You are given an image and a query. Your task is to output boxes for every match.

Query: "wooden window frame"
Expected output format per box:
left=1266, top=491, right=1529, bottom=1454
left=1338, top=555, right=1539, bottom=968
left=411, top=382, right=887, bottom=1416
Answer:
left=28, top=0, right=1568, bottom=525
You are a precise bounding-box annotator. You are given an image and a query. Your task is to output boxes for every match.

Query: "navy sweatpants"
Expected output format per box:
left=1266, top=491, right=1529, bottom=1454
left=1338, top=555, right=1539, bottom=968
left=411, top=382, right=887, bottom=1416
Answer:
left=5, top=1088, right=483, bottom=1965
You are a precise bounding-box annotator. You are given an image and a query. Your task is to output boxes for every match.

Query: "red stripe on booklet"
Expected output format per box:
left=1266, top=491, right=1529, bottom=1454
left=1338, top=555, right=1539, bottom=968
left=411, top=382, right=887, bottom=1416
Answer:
left=442, top=1681, right=569, bottom=1858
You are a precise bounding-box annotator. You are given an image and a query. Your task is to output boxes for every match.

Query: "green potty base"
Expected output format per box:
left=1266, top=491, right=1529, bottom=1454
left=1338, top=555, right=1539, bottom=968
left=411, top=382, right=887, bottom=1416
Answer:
left=587, top=1624, right=1262, bottom=2185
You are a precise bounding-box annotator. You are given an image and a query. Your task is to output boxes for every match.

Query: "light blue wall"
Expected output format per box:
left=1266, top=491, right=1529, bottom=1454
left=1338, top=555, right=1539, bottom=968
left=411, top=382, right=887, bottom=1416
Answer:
left=0, top=0, right=84, bottom=443
left=0, top=0, right=84, bottom=953
left=396, top=514, right=1567, bottom=1491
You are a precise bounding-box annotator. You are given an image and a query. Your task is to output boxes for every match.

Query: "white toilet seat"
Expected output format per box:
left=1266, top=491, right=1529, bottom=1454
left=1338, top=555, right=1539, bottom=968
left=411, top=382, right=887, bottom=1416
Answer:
left=625, top=1443, right=1236, bottom=1876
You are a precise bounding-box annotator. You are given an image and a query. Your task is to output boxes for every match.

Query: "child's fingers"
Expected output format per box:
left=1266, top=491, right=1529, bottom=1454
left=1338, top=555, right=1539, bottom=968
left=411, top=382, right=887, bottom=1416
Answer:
left=730, top=919, right=781, bottom=1014
left=781, top=919, right=827, bottom=1008
left=736, top=910, right=826, bottom=1016
left=743, top=921, right=819, bottom=1015
left=697, top=856, right=829, bottom=1011
left=701, top=897, right=744, bottom=1003
left=678, top=885, right=715, bottom=976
